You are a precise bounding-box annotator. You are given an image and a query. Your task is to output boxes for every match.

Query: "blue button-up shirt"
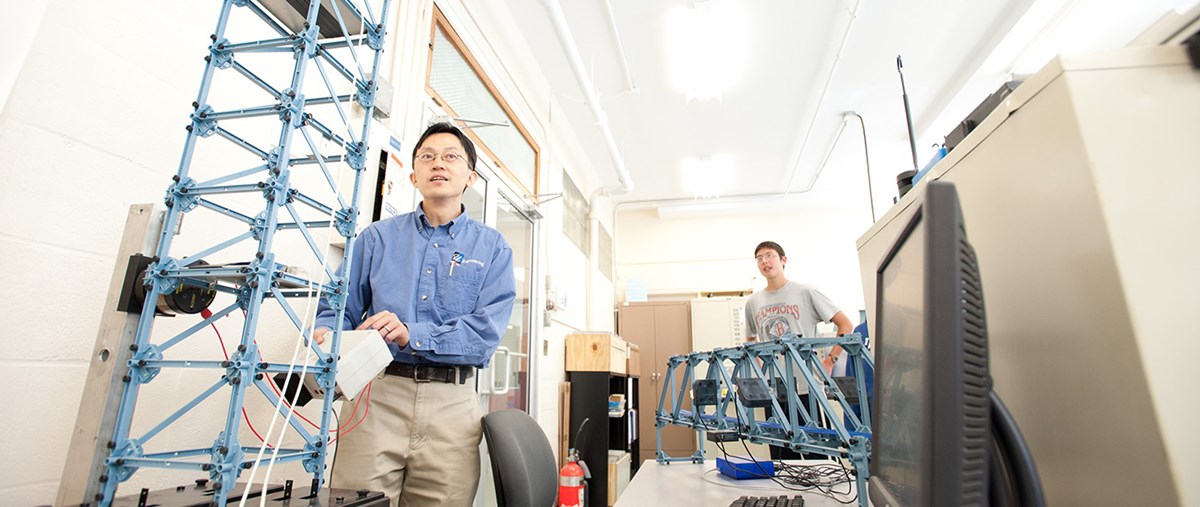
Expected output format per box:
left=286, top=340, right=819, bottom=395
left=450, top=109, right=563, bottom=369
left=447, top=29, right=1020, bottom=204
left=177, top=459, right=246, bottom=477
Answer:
left=315, top=206, right=516, bottom=368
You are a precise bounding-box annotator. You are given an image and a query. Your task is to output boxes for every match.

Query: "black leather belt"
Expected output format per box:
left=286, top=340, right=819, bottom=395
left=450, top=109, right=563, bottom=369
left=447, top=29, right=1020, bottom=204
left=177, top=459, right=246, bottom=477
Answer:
left=385, top=362, right=473, bottom=384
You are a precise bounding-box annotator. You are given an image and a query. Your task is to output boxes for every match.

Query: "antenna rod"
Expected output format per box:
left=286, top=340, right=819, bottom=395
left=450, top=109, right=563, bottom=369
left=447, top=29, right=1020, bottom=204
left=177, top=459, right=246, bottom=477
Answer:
left=897, top=55, right=919, bottom=170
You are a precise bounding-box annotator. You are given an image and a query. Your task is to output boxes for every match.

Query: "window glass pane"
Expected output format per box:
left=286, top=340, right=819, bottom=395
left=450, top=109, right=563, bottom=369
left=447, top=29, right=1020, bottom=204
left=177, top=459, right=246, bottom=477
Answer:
left=562, top=170, right=589, bottom=254
left=485, top=198, right=534, bottom=412
left=430, top=25, right=537, bottom=196
left=463, top=175, right=486, bottom=222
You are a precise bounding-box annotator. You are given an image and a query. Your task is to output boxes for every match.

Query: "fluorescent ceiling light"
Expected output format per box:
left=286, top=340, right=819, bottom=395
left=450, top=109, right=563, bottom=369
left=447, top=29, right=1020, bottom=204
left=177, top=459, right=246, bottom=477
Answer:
left=667, top=1, right=746, bottom=102
left=681, top=154, right=734, bottom=199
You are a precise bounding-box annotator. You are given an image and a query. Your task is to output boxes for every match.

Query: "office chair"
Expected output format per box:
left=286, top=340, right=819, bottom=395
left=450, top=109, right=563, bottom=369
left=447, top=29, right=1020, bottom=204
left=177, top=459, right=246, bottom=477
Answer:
left=481, top=409, right=559, bottom=507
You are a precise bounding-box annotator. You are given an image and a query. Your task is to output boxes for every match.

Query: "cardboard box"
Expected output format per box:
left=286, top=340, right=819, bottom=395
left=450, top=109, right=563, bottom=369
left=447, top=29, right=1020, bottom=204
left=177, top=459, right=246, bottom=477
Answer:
left=566, top=333, right=628, bottom=374
left=607, top=450, right=631, bottom=505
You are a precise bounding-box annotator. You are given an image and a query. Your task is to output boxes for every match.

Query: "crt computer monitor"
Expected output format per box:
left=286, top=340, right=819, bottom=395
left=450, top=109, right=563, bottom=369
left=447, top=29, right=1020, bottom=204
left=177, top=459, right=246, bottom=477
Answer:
left=869, top=181, right=992, bottom=506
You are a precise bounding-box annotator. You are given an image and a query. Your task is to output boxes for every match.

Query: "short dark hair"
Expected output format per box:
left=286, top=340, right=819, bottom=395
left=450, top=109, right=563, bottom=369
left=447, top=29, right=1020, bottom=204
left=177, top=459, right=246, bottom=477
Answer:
left=413, top=122, right=477, bottom=171
left=754, top=241, right=785, bottom=258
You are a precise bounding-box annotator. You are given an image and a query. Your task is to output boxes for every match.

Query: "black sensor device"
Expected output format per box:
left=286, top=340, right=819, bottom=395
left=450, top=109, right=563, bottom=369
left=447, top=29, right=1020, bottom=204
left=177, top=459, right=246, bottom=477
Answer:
left=829, top=376, right=860, bottom=404
left=734, top=377, right=773, bottom=408
left=693, top=379, right=718, bottom=406
left=769, top=377, right=796, bottom=404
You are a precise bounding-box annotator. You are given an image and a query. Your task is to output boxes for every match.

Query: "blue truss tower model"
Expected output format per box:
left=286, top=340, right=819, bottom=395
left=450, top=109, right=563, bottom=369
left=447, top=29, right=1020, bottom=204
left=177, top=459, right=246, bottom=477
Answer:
left=655, top=335, right=874, bottom=507
left=98, top=1, right=393, bottom=505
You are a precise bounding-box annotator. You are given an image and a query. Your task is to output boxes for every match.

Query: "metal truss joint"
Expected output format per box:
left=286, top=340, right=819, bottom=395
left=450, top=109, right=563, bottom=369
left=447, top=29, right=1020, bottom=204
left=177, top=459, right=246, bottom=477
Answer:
left=209, top=432, right=245, bottom=494
left=236, top=284, right=255, bottom=311
left=147, top=257, right=182, bottom=295
left=325, top=278, right=348, bottom=310
left=104, top=440, right=144, bottom=483
left=279, top=89, right=306, bottom=128
left=208, top=38, right=234, bottom=69
left=127, top=343, right=164, bottom=384
left=225, top=342, right=261, bottom=387
left=190, top=105, right=219, bottom=138
left=250, top=212, right=268, bottom=242
left=267, top=147, right=283, bottom=176
left=334, top=206, right=358, bottom=238
left=301, top=25, right=320, bottom=57
left=259, top=176, right=287, bottom=205
left=345, top=141, right=366, bottom=171
left=166, top=176, right=201, bottom=212
left=367, top=24, right=386, bottom=50
left=242, top=255, right=272, bottom=291
left=302, top=440, right=327, bottom=473
left=355, top=79, right=376, bottom=111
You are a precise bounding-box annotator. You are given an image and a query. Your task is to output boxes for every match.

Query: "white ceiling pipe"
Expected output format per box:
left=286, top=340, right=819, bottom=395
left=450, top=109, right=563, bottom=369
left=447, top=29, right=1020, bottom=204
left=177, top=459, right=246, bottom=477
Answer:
left=540, top=0, right=634, bottom=194
left=779, top=0, right=863, bottom=192
left=603, top=0, right=638, bottom=95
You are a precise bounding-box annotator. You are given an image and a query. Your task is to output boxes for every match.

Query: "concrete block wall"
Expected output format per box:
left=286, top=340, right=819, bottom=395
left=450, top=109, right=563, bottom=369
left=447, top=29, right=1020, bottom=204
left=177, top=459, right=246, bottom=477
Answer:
left=0, top=2, right=224, bottom=503
left=0, top=2, right=385, bottom=503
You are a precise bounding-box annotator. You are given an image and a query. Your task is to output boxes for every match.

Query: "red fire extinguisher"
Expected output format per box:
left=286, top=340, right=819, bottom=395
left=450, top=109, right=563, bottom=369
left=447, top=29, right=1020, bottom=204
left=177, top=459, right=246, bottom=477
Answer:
left=559, top=448, right=589, bottom=507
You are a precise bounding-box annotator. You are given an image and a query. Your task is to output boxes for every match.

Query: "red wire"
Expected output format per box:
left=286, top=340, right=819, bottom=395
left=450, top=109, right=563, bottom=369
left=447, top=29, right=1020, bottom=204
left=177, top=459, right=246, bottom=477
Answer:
left=331, top=381, right=371, bottom=444
left=207, top=308, right=370, bottom=441
left=205, top=313, right=272, bottom=446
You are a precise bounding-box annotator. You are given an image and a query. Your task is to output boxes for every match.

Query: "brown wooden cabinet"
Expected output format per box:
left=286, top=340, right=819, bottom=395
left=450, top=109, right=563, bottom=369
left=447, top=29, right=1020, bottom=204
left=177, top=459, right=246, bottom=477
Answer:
left=617, top=301, right=697, bottom=466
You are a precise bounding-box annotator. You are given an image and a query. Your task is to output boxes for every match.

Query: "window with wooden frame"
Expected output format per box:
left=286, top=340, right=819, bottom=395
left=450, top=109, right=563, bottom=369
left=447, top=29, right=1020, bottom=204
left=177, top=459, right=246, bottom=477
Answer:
left=427, top=6, right=540, bottom=198
left=562, top=170, right=589, bottom=254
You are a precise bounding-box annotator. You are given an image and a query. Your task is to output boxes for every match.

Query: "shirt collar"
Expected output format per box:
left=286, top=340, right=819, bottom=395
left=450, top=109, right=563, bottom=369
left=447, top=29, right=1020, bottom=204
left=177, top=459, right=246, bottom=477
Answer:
left=414, top=203, right=471, bottom=235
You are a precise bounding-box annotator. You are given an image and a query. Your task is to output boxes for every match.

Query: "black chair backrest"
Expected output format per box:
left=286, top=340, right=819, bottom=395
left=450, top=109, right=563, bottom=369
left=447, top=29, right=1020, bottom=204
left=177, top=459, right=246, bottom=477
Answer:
left=481, top=409, right=559, bottom=507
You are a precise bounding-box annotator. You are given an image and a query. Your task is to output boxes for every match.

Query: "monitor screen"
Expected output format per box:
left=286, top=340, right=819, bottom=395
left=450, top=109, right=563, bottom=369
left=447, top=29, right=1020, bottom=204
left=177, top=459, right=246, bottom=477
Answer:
left=874, top=207, right=926, bottom=504
left=869, top=181, right=991, bottom=507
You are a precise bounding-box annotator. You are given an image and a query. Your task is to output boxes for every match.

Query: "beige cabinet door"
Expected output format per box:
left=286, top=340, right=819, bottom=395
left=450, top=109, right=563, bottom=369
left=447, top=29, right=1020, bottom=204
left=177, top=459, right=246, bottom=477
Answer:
left=619, top=302, right=696, bottom=466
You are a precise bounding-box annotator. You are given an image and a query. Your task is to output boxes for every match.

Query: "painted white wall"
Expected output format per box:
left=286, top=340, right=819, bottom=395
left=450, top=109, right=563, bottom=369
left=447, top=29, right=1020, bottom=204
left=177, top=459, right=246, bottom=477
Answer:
left=0, top=1, right=49, bottom=116
left=0, top=2, right=240, bottom=503
left=615, top=200, right=872, bottom=323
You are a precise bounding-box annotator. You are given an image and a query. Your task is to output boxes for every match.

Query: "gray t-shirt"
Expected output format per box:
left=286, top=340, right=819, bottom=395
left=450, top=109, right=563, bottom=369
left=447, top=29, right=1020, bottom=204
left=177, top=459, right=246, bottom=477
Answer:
left=744, top=281, right=841, bottom=394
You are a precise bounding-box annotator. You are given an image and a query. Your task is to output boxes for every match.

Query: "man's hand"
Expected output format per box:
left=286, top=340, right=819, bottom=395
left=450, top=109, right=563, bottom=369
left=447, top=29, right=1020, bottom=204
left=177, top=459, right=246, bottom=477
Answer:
left=313, top=327, right=332, bottom=345
left=821, top=354, right=837, bottom=375
left=358, top=310, right=410, bottom=348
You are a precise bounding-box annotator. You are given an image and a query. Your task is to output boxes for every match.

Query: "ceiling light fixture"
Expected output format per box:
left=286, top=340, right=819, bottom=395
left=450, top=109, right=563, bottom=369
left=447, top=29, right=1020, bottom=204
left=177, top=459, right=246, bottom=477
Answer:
left=667, top=0, right=746, bottom=102
left=681, top=154, right=735, bottom=199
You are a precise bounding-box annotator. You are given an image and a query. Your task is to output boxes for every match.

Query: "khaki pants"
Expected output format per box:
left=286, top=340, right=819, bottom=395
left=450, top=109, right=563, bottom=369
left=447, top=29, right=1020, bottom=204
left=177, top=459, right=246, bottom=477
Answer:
left=331, top=372, right=482, bottom=506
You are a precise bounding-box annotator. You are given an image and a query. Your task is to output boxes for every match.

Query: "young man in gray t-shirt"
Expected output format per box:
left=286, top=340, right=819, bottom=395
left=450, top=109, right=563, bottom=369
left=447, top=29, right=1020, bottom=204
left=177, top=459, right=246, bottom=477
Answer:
left=744, top=240, right=852, bottom=459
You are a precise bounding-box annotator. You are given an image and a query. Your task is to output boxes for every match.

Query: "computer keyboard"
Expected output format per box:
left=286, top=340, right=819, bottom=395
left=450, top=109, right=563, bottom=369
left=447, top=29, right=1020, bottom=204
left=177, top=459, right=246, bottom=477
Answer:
left=728, top=494, right=804, bottom=507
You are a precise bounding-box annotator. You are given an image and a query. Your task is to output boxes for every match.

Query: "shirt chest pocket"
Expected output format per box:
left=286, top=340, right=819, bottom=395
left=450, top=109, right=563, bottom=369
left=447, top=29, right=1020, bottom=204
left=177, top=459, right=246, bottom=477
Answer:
left=436, top=264, right=484, bottom=315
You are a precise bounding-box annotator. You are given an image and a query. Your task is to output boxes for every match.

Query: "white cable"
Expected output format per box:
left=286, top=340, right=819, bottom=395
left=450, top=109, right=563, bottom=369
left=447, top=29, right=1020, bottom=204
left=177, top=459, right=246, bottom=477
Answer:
left=247, top=123, right=353, bottom=507
left=240, top=3, right=373, bottom=499
left=255, top=3, right=376, bottom=494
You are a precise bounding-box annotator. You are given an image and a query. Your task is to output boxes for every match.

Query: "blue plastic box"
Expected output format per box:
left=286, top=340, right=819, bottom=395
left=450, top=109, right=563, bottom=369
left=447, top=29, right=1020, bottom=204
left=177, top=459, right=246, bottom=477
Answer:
left=716, top=456, right=775, bottom=480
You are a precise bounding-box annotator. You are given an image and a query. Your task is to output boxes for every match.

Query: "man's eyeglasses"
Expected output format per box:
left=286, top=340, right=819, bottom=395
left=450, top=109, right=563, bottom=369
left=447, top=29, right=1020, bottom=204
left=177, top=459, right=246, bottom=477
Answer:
left=755, top=252, right=780, bottom=262
left=415, top=151, right=465, bottom=164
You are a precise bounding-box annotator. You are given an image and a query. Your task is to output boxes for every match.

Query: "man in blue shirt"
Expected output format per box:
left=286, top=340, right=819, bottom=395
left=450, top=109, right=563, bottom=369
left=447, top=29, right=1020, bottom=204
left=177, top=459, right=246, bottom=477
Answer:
left=314, top=122, right=516, bottom=506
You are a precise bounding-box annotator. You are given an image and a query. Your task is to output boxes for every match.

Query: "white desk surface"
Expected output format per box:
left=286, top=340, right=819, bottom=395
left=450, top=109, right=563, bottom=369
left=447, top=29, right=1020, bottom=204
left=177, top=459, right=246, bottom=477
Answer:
left=614, top=459, right=863, bottom=506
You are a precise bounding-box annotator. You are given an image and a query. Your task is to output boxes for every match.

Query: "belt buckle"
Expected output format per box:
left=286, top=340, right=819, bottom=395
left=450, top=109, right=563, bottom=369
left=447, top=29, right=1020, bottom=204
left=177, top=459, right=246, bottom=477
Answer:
left=412, top=365, right=433, bottom=383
